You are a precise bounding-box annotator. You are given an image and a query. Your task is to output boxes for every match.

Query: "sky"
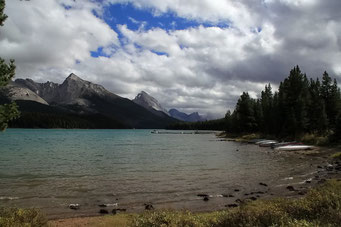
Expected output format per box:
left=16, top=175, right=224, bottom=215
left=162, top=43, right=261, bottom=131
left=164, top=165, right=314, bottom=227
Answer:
left=1, top=0, right=341, bottom=119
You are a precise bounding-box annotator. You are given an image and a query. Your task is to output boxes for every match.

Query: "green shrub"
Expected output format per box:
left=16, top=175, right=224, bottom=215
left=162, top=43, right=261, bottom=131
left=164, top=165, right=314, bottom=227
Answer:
left=301, top=133, right=329, bottom=146
left=0, top=207, right=47, bottom=227
left=214, top=180, right=341, bottom=227
left=131, top=180, right=341, bottom=227
left=131, top=210, right=220, bottom=227
left=241, top=134, right=260, bottom=140
left=331, top=152, right=341, bottom=160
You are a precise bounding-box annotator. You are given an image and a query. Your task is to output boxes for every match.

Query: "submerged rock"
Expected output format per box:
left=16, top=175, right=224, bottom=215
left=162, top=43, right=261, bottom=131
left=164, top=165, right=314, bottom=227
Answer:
left=144, top=203, right=154, bottom=210
left=203, top=196, right=209, bottom=201
left=222, top=194, right=234, bottom=198
left=99, top=209, right=109, bottom=214
left=326, top=164, right=334, bottom=171
left=112, top=208, right=126, bottom=214
left=318, top=179, right=326, bottom=184
left=335, top=166, right=341, bottom=171
left=226, top=204, right=238, bottom=208
left=68, top=204, right=80, bottom=210
left=298, top=191, right=307, bottom=195
left=235, top=199, right=242, bottom=203
left=98, top=203, right=118, bottom=208
left=286, top=186, right=295, bottom=191
left=197, top=194, right=209, bottom=197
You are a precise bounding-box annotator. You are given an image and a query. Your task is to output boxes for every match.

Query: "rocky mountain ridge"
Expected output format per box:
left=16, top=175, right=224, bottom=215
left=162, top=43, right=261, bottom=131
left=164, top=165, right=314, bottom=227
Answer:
left=1, top=73, right=177, bottom=129
left=133, top=91, right=169, bottom=116
left=168, top=108, right=206, bottom=122
left=132, top=91, right=206, bottom=122
left=14, top=73, right=117, bottom=106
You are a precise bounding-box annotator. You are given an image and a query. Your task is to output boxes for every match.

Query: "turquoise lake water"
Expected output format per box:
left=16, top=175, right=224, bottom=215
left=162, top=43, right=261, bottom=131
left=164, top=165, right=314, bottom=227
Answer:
left=0, top=129, right=321, bottom=218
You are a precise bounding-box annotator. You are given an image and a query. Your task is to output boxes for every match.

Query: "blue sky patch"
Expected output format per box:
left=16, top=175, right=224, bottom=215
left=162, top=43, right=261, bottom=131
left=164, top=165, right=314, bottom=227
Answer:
left=89, top=3, right=230, bottom=58
left=151, top=50, right=169, bottom=57
left=102, top=3, right=230, bottom=31
left=90, top=46, right=104, bottom=58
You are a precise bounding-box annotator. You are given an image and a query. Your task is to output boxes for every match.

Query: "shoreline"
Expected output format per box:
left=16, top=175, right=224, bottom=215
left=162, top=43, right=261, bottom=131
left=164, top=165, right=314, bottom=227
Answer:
left=2, top=132, right=340, bottom=226
left=46, top=145, right=341, bottom=226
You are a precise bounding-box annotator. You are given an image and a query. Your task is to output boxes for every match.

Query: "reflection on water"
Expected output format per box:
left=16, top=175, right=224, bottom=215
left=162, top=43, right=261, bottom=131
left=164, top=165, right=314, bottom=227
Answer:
left=0, top=129, right=320, bottom=218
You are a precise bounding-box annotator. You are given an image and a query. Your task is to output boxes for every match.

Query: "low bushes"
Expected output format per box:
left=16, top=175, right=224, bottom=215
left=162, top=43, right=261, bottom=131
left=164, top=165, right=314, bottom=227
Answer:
left=301, top=133, right=330, bottom=146
left=331, top=152, right=341, bottom=160
left=0, top=207, right=47, bottom=227
left=132, top=179, right=341, bottom=227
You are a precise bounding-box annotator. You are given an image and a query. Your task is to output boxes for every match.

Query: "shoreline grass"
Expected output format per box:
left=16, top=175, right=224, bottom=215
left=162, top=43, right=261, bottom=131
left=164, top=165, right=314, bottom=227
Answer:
left=131, top=179, right=341, bottom=226
left=221, top=132, right=339, bottom=147
left=2, top=179, right=338, bottom=226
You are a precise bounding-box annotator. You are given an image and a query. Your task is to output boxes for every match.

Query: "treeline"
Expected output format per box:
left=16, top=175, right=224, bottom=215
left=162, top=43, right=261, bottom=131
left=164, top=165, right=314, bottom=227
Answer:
left=167, top=118, right=225, bottom=130
left=225, top=66, right=341, bottom=140
left=169, top=66, right=341, bottom=141
left=6, top=100, right=128, bottom=129
left=9, top=112, right=128, bottom=129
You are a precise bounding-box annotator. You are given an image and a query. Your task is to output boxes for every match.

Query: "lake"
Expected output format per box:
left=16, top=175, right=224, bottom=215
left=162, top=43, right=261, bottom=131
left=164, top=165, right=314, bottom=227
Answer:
left=0, top=129, right=322, bottom=218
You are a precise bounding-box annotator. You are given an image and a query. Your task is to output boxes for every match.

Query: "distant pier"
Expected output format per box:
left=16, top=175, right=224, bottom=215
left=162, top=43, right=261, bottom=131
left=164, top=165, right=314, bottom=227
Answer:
left=151, top=130, right=216, bottom=135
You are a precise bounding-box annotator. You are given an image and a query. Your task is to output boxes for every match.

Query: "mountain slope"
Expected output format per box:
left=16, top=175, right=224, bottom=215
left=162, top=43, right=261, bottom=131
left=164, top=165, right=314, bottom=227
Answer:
left=168, top=108, right=205, bottom=122
left=3, top=74, right=178, bottom=129
left=8, top=100, right=127, bottom=129
left=4, top=81, right=49, bottom=105
left=133, top=91, right=169, bottom=116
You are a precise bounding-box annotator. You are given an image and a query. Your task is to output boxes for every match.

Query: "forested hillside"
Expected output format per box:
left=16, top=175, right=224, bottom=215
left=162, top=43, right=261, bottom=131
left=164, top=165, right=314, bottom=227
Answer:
left=225, top=66, right=340, bottom=140
left=170, top=66, right=341, bottom=141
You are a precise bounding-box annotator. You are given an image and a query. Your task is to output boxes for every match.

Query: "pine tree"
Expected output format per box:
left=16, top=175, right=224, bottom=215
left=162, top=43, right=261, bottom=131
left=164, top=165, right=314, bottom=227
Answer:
left=224, top=110, right=232, bottom=132
left=0, top=0, right=7, bottom=26
left=260, top=84, right=273, bottom=134
left=277, top=66, right=309, bottom=138
left=320, top=71, right=340, bottom=128
left=234, top=92, right=257, bottom=133
left=307, top=78, right=328, bottom=133
left=0, top=0, right=20, bottom=130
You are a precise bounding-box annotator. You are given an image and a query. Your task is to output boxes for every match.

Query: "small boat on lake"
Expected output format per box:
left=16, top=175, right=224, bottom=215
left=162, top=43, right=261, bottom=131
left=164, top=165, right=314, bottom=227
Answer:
left=275, top=145, right=315, bottom=151
left=255, top=140, right=278, bottom=146
left=258, top=140, right=278, bottom=147
left=247, top=139, right=266, bottom=144
left=271, top=142, right=303, bottom=149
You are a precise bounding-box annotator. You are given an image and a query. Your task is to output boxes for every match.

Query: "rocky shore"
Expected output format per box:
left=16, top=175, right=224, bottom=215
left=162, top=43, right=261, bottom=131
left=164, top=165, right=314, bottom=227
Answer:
left=47, top=145, right=341, bottom=223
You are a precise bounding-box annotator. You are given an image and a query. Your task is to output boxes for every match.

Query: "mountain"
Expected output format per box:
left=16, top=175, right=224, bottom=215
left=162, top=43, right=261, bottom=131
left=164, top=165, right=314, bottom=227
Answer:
left=5, top=81, right=49, bottom=105
left=131, top=91, right=207, bottom=122
left=133, top=91, right=169, bottom=116
left=168, top=108, right=206, bottom=122
left=15, top=73, right=117, bottom=106
left=1, top=74, right=178, bottom=129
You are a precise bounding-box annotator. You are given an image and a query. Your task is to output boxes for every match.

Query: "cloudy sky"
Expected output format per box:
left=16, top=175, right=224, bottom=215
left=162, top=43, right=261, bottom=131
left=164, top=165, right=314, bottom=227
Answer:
left=1, top=0, right=341, bottom=118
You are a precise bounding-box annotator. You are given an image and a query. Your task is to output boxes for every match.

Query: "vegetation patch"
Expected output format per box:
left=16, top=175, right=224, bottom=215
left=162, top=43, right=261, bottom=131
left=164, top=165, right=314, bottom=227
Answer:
left=131, top=179, right=341, bottom=227
left=0, top=207, right=47, bottom=227
left=240, top=134, right=261, bottom=140
left=4, top=180, right=341, bottom=226
left=331, top=152, right=341, bottom=160
left=301, top=133, right=330, bottom=146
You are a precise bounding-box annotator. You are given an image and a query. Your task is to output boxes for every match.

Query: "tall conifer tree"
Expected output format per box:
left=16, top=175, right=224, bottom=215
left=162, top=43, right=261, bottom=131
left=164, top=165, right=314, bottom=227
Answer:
left=0, top=0, right=20, bottom=130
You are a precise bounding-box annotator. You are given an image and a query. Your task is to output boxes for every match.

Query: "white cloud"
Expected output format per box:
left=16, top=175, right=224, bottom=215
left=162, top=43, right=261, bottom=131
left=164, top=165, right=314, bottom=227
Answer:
left=0, top=0, right=118, bottom=82
left=1, top=0, right=341, bottom=118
